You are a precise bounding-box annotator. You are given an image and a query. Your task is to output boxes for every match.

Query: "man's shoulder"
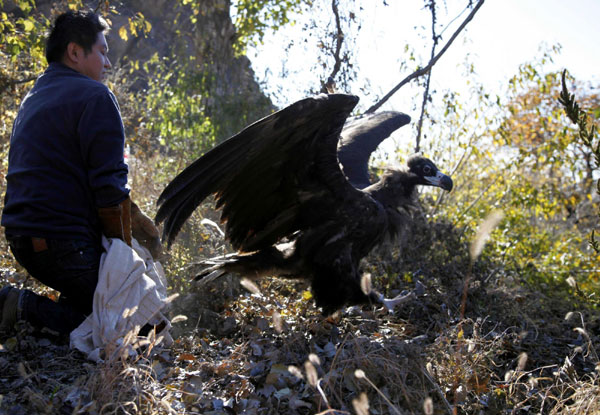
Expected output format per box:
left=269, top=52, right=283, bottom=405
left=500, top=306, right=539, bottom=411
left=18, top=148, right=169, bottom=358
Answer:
left=42, top=63, right=114, bottom=99
left=63, top=74, right=112, bottom=98
left=82, top=81, right=115, bottom=103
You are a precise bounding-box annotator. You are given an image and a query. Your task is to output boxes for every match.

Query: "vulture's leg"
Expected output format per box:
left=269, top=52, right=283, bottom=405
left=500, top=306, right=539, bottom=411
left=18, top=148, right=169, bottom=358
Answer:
left=368, top=290, right=416, bottom=312
left=359, top=272, right=416, bottom=312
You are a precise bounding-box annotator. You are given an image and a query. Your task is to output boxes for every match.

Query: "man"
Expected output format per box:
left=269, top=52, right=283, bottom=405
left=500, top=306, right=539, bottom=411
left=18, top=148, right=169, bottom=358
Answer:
left=0, top=10, right=160, bottom=338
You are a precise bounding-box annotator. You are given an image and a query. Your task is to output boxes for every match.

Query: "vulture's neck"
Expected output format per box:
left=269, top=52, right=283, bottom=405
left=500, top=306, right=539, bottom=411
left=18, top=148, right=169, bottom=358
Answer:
left=364, top=171, right=419, bottom=242
left=364, top=171, right=418, bottom=207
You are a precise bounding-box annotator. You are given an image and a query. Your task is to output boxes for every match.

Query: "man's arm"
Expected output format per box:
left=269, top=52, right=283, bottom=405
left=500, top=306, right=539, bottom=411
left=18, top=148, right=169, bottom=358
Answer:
left=80, top=89, right=161, bottom=255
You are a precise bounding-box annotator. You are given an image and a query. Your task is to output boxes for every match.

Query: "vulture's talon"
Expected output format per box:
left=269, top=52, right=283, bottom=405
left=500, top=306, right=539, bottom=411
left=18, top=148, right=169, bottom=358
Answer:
left=381, top=291, right=417, bottom=312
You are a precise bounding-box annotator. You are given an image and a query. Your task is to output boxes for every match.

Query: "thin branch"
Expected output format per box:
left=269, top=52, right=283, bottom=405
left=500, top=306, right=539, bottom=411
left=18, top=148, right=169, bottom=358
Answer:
left=414, top=68, right=433, bottom=152
left=321, top=0, right=344, bottom=94
left=456, top=175, right=499, bottom=223
left=421, top=367, right=454, bottom=415
left=430, top=132, right=476, bottom=216
left=415, top=0, right=440, bottom=153
left=321, top=0, right=344, bottom=92
left=95, top=0, right=108, bottom=14
left=365, top=0, right=485, bottom=114
left=0, top=75, right=37, bottom=95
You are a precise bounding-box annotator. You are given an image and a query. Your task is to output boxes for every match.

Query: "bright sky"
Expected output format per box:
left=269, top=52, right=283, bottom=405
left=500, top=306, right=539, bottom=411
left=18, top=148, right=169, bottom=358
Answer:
left=445, top=0, right=600, bottom=89
left=248, top=0, right=600, bottom=114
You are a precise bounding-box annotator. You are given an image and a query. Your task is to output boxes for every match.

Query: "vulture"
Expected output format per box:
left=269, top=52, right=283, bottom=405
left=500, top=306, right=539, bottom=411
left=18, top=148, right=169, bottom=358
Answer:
left=155, top=94, right=453, bottom=315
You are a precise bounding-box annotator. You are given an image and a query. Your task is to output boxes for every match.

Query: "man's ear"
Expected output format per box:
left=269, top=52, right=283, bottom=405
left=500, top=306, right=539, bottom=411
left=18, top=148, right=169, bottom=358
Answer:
left=65, top=42, right=82, bottom=64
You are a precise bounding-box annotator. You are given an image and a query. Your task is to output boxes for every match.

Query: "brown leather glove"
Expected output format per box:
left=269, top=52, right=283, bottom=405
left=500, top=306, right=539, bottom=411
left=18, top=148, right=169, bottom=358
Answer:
left=131, top=200, right=162, bottom=258
left=97, top=197, right=132, bottom=245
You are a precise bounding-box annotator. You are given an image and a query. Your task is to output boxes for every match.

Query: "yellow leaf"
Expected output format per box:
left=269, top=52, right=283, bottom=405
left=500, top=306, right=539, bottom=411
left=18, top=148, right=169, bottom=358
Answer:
left=22, top=19, right=34, bottom=32
left=119, top=25, right=128, bottom=41
left=302, top=290, right=313, bottom=300
left=129, top=19, right=137, bottom=37
left=17, top=0, right=32, bottom=13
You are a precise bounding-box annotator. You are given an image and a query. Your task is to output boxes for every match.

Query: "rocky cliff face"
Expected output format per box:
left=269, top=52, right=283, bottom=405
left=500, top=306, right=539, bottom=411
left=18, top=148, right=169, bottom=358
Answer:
left=109, top=0, right=274, bottom=139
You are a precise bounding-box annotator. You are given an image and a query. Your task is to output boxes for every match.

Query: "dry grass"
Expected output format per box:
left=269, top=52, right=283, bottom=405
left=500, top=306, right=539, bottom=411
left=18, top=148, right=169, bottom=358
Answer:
left=1, top=209, right=598, bottom=414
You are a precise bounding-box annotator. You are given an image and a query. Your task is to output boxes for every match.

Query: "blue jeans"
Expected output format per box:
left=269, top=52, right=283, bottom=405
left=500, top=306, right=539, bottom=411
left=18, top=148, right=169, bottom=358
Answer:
left=6, top=235, right=101, bottom=336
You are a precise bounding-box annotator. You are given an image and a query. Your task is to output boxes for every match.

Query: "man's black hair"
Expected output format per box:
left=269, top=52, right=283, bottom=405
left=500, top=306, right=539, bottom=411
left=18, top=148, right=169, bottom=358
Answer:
left=45, top=10, right=109, bottom=64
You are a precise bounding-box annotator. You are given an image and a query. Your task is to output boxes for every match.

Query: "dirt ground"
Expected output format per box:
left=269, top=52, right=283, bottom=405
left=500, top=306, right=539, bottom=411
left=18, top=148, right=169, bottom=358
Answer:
left=1, top=262, right=598, bottom=415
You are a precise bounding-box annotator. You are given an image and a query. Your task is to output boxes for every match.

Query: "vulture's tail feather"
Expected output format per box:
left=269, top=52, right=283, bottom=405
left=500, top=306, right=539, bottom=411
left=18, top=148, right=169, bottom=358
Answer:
left=193, top=247, right=299, bottom=284
left=195, top=268, right=228, bottom=285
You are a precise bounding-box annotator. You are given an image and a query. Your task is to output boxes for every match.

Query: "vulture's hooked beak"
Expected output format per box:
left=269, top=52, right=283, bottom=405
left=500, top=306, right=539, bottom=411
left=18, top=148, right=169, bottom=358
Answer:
left=425, top=171, right=453, bottom=191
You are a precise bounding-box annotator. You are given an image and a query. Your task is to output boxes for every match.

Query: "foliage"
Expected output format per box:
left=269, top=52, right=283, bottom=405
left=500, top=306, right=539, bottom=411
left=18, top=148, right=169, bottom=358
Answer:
left=559, top=69, right=600, bottom=253
left=231, top=0, right=312, bottom=55
left=423, top=46, right=599, bottom=302
left=0, top=1, right=49, bottom=116
left=122, top=54, right=216, bottom=165
left=0, top=0, right=47, bottom=72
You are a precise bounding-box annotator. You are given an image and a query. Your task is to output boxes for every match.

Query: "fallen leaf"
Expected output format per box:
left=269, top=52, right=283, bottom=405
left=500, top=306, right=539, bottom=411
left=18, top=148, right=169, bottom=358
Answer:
left=274, top=387, right=291, bottom=399
left=176, top=353, right=197, bottom=362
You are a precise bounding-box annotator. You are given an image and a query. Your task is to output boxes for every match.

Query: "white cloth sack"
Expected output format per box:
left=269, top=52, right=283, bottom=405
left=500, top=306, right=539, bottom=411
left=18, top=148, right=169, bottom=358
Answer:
left=70, top=236, right=172, bottom=361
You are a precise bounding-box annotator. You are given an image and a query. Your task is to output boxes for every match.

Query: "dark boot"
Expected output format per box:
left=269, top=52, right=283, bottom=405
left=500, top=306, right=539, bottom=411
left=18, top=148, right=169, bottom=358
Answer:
left=0, top=286, right=22, bottom=332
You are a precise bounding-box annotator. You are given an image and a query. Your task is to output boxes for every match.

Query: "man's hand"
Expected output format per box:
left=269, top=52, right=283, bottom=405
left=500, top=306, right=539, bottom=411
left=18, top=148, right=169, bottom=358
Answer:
left=98, top=198, right=132, bottom=245
left=131, top=201, right=162, bottom=259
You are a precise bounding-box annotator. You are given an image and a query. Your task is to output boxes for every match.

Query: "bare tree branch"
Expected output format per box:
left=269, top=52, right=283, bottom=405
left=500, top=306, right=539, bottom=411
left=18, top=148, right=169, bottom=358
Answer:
left=0, top=75, right=37, bottom=96
left=415, top=0, right=440, bottom=153
left=321, top=0, right=344, bottom=92
left=365, top=0, right=485, bottom=114
left=95, top=0, right=109, bottom=14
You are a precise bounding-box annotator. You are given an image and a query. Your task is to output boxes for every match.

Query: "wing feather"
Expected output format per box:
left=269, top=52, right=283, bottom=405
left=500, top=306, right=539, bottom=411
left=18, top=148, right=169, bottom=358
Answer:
left=337, top=111, right=411, bottom=188
left=156, top=93, right=360, bottom=250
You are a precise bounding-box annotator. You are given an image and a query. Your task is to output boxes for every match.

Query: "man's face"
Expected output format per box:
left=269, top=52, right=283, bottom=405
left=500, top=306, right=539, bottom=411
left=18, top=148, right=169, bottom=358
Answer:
left=77, top=32, right=111, bottom=82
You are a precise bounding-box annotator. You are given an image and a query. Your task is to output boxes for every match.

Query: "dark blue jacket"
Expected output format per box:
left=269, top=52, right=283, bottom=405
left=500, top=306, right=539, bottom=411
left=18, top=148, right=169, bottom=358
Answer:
left=2, top=62, right=129, bottom=242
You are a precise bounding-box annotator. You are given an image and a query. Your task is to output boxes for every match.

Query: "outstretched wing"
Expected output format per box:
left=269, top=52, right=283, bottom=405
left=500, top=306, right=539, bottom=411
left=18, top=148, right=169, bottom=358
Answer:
left=156, top=93, right=360, bottom=250
left=337, top=111, right=411, bottom=189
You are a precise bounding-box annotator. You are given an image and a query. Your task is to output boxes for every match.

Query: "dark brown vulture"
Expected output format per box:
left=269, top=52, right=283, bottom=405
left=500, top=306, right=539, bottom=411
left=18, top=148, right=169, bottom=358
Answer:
left=155, top=94, right=452, bottom=315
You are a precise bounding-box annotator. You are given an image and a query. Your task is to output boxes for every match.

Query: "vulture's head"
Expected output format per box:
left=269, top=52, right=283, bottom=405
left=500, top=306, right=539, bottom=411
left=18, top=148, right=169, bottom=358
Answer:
left=406, top=154, right=453, bottom=191
left=364, top=155, right=452, bottom=240
left=365, top=155, right=453, bottom=209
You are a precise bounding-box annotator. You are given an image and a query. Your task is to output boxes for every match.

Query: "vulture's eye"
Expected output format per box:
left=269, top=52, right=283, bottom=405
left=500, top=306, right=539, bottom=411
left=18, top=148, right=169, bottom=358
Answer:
left=423, top=165, right=432, bottom=174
